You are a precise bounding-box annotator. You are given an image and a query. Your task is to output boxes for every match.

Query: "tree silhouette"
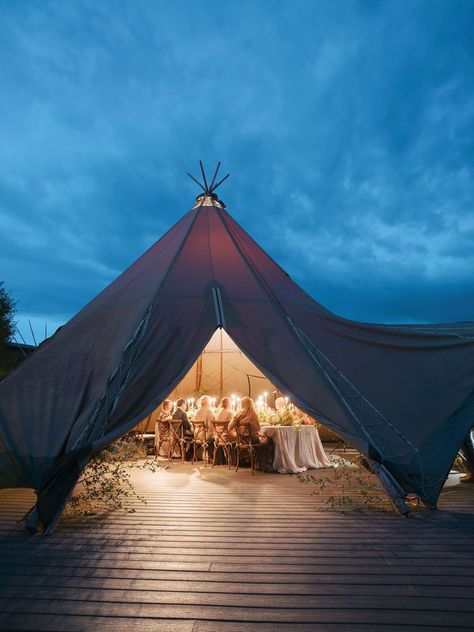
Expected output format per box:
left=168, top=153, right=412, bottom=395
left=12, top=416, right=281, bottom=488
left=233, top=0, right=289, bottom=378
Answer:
left=0, top=282, right=16, bottom=377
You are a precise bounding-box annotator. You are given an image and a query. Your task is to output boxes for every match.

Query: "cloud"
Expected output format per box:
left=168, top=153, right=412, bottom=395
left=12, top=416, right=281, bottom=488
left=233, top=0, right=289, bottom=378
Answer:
left=1, top=0, right=474, bottom=343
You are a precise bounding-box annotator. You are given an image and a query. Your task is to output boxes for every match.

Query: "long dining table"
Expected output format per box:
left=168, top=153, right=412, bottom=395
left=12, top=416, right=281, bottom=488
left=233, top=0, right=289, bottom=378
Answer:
left=261, top=425, right=332, bottom=474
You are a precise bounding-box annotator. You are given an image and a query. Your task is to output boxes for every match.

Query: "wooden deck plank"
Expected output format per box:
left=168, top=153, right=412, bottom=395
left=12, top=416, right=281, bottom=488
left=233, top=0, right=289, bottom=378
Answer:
left=0, top=576, right=418, bottom=596
left=0, top=597, right=473, bottom=626
left=2, top=565, right=473, bottom=587
left=1, top=615, right=471, bottom=632
left=0, top=613, right=193, bottom=632
left=1, top=588, right=474, bottom=611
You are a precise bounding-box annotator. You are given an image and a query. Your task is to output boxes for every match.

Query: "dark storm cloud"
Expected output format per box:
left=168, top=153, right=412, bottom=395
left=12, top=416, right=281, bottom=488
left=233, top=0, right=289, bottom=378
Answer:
left=0, top=0, right=473, bottom=342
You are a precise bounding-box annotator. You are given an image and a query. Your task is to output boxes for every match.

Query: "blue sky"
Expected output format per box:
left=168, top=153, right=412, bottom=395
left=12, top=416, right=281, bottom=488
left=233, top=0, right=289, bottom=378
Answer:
left=1, top=0, right=474, bottom=344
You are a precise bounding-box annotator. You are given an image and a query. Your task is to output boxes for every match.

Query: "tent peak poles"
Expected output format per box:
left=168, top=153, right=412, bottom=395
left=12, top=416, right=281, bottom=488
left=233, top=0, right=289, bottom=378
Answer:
left=188, top=162, right=230, bottom=195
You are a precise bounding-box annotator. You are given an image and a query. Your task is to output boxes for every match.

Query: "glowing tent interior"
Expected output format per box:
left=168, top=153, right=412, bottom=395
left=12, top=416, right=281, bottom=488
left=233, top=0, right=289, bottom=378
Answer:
left=137, top=329, right=278, bottom=433
left=1, top=164, right=474, bottom=533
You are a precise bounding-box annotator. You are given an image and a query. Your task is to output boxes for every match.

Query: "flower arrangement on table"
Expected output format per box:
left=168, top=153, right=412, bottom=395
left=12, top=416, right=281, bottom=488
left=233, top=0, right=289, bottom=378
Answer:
left=258, top=405, right=302, bottom=427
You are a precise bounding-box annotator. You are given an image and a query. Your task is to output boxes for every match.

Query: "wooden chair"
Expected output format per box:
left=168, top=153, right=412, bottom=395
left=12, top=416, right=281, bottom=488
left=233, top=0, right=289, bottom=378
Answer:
left=192, top=421, right=208, bottom=466
left=212, top=421, right=231, bottom=468
left=155, top=420, right=171, bottom=457
left=234, top=423, right=265, bottom=475
left=169, top=420, right=185, bottom=462
left=226, top=428, right=237, bottom=470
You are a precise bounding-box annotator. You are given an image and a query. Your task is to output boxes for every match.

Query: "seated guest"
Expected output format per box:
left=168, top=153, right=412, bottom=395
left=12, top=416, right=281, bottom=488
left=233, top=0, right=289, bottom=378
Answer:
left=155, top=399, right=173, bottom=456
left=228, top=396, right=274, bottom=470
left=194, top=395, right=217, bottom=458
left=194, top=395, right=216, bottom=435
left=159, top=399, right=173, bottom=421
left=172, top=398, right=193, bottom=431
left=213, top=396, right=233, bottom=446
left=172, top=398, right=194, bottom=459
left=229, top=396, right=265, bottom=444
left=217, top=397, right=233, bottom=423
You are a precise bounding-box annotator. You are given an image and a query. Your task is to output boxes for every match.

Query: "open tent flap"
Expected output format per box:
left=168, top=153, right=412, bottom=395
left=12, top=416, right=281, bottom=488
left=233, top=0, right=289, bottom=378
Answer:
left=137, top=329, right=278, bottom=431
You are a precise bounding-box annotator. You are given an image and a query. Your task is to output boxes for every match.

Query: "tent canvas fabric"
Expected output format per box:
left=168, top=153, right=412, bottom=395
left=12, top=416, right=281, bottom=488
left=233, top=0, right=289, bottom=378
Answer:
left=1, top=193, right=474, bottom=532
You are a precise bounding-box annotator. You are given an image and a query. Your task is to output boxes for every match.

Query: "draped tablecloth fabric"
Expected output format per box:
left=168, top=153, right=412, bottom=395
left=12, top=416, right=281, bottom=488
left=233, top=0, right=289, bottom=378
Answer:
left=261, top=425, right=332, bottom=474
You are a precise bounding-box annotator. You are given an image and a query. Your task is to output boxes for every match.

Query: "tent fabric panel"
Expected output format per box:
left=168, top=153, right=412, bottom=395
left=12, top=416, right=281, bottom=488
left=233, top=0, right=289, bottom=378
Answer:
left=205, top=209, right=272, bottom=300
left=219, top=207, right=333, bottom=315
left=293, top=311, right=474, bottom=444
left=0, top=207, right=199, bottom=488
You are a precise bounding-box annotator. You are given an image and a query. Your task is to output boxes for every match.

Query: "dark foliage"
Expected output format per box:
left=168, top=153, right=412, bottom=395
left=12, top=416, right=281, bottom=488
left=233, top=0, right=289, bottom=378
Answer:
left=0, top=282, right=15, bottom=345
left=0, top=282, right=17, bottom=378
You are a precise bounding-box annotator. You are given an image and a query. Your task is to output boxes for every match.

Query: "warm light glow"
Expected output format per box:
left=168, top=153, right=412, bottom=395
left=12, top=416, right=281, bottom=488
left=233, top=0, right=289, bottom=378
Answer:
left=179, top=391, right=282, bottom=414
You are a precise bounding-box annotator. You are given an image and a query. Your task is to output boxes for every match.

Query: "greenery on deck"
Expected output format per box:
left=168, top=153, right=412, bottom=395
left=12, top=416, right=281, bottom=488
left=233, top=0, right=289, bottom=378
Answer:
left=63, top=434, right=163, bottom=519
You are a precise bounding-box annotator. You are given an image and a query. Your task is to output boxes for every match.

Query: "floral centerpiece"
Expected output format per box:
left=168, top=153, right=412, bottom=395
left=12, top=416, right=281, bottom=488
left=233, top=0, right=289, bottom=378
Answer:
left=258, top=405, right=302, bottom=427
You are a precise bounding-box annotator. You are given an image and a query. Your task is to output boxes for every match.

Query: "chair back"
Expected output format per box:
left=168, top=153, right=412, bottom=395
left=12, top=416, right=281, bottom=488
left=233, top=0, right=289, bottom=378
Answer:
left=213, top=421, right=229, bottom=445
left=170, top=419, right=184, bottom=442
left=193, top=421, right=207, bottom=443
left=234, top=422, right=252, bottom=446
left=156, top=420, right=170, bottom=439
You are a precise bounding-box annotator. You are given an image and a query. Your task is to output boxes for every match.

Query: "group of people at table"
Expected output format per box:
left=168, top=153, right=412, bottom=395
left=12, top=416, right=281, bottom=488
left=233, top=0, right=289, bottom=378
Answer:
left=155, top=394, right=332, bottom=473
left=156, top=395, right=269, bottom=466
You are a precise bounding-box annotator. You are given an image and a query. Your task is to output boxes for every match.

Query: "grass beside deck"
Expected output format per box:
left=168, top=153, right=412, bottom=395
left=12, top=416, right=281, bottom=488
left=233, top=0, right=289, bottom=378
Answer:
left=0, top=459, right=473, bottom=631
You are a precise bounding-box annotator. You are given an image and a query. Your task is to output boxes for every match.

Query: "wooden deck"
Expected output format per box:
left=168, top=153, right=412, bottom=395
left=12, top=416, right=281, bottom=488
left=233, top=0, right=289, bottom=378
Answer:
left=0, top=460, right=473, bottom=631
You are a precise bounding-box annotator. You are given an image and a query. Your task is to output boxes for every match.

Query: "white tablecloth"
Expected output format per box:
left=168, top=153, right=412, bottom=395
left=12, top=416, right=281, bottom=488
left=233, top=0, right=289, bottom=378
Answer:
left=261, top=425, right=332, bottom=474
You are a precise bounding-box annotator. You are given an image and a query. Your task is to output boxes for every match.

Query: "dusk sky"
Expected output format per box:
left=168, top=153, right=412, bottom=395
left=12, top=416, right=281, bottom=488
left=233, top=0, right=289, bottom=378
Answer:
left=1, top=0, right=474, bottom=345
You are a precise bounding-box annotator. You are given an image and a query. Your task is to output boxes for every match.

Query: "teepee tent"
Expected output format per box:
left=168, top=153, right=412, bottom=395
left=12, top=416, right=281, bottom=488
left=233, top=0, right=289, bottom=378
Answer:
left=1, top=165, right=474, bottom=532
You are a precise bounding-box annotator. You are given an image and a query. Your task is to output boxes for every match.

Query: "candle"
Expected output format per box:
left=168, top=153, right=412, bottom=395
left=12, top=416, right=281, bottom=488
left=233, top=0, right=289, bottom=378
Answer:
left=263, top=392, right=268, bottom=409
